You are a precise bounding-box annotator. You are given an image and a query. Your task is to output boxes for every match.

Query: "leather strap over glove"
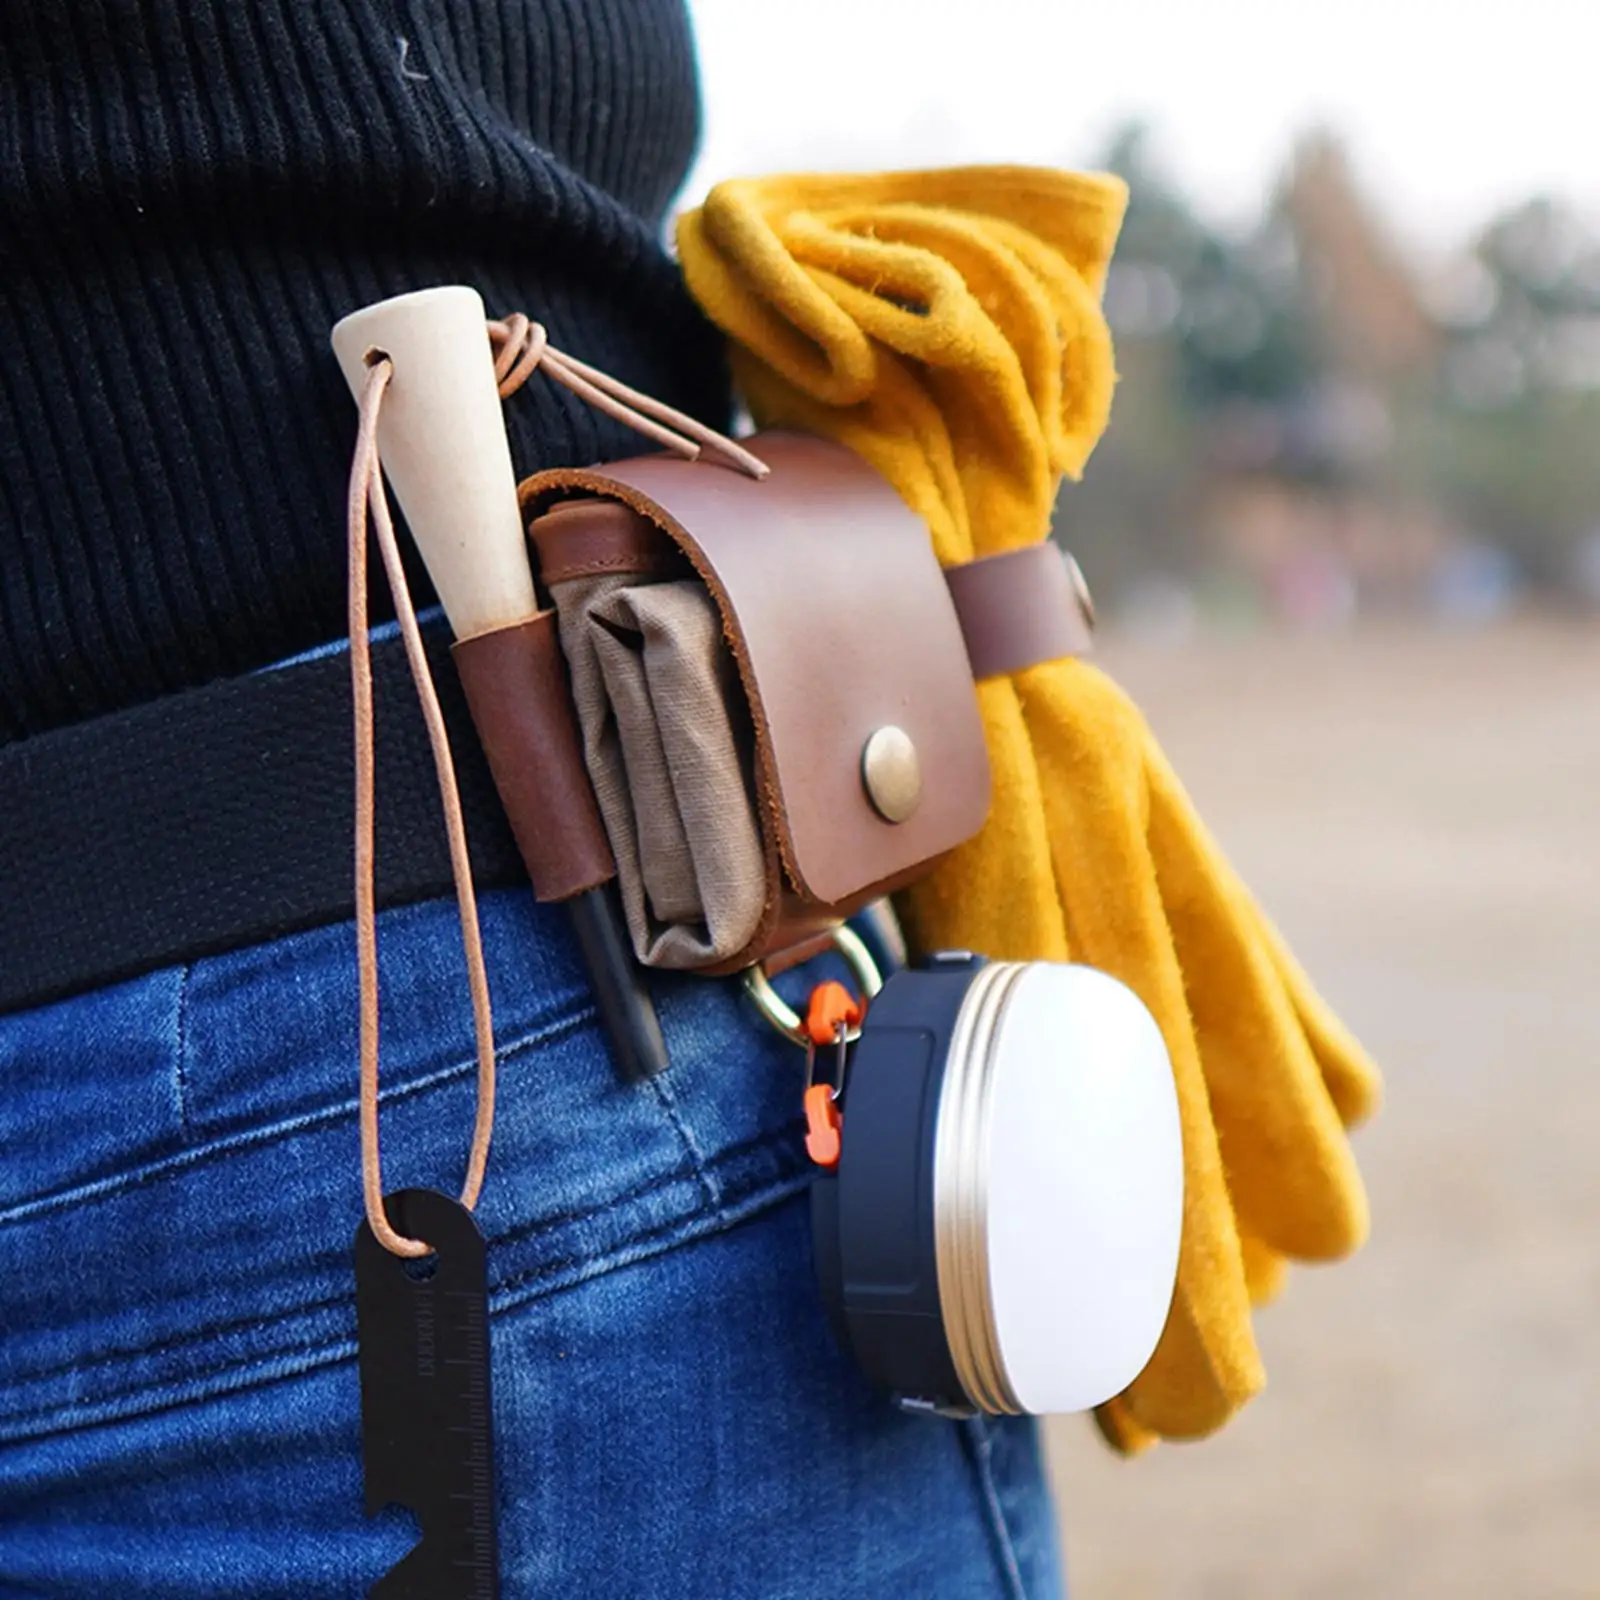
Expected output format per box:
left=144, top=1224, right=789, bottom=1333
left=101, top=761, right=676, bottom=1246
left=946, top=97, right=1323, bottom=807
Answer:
left=678, top=166, right=1382, bottom=1448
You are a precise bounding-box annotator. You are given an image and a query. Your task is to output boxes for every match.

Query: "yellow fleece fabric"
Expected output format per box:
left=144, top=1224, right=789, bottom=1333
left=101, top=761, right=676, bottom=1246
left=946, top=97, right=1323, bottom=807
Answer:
left=677, top=167, right=1380, bottom=1445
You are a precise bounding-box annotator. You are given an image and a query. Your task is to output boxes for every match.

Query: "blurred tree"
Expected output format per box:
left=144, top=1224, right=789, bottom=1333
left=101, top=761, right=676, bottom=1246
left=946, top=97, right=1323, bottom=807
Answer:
left=1097, top=122, right=1318, bottom=410
left=1065, top=122, right=1327, bottom=597
left=1060, top=123, right=1205, bottom=592
left=1280, top=133, right=1437, bottom=387
left=1428, top=197, right=1600, bottom=582
left=1062, top=123, right=1600, bottom=608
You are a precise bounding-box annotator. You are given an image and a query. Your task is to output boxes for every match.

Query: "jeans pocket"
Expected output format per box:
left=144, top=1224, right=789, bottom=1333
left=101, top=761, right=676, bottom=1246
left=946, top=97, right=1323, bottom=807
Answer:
left=0, top=885, right=815, bottom=1448
left=0, top=891, right=598, bottom=1446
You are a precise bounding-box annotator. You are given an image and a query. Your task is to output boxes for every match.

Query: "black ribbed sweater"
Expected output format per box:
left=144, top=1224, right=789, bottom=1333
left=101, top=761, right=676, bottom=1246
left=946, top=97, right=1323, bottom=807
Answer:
left=0, top=0, right=729, bottom=742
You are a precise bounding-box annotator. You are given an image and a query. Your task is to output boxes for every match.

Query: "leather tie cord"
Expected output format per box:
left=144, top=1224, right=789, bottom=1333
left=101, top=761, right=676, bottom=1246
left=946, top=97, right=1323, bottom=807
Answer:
left=350, top=356, right=498, bottom=1259
left=488, top=314, right=770, bottom=479
left=349, top=318, right=766, bottom=1258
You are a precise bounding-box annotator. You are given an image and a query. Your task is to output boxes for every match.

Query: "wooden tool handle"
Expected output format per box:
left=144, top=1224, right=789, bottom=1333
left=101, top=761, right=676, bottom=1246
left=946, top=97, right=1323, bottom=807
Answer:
left=332, top=286, right=537, bottom=641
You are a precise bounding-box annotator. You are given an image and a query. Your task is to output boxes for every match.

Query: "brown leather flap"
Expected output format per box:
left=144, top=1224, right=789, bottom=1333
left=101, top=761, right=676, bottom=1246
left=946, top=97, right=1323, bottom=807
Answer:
left=521, top=432, right=991, bottom=909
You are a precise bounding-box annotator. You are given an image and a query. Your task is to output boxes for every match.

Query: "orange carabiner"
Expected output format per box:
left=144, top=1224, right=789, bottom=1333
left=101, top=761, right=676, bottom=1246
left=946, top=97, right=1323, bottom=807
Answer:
left=803, top=1083, right=843, bottom=1169
left=801, top=981, right=865, bottom=1170
left=804, top=981, right=864, bottom=1049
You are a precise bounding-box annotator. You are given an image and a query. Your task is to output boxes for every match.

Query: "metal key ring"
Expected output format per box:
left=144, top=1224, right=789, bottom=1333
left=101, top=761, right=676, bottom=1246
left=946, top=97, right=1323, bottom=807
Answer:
left=744, top=924, right=884, bottom=1050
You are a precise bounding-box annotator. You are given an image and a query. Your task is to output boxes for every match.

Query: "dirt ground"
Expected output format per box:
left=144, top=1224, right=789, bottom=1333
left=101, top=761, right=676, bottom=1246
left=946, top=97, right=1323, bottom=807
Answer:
left=1044, top=619, right=1600, bottom=1599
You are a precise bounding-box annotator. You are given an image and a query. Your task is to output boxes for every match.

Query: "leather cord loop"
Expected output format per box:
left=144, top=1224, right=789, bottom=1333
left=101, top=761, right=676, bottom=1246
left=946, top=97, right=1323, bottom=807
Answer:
left=349, top=359, right=498, bottom=1259
left=488, top=313, right=770, bottom=481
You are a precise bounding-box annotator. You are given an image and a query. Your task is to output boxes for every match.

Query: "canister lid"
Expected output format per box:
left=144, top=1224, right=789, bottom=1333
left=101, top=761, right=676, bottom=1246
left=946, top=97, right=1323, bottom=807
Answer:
left=935, top=963, right=1183, bottom=1415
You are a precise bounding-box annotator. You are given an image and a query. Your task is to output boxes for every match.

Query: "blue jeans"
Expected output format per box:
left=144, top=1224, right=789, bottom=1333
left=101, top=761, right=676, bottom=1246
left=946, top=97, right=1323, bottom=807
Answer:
left=0, top=887, right=1064, bottom=1597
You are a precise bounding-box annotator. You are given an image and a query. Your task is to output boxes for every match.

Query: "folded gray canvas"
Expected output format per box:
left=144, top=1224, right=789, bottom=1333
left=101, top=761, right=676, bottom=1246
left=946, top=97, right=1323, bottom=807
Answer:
left=550, top=571, right=767, bottom=969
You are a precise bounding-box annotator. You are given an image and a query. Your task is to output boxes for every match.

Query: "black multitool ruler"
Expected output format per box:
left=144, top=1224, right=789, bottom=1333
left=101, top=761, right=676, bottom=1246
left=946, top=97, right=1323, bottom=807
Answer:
left=355, top=1188, right=499, bottom=1598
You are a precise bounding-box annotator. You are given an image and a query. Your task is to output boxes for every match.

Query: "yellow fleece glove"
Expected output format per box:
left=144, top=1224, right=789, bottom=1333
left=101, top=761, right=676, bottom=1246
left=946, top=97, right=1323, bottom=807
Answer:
left=678, top=167, right=1380, bottom=1445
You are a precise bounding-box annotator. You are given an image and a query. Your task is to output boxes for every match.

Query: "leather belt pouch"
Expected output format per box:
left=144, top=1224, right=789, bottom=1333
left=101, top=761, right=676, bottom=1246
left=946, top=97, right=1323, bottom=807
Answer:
left=517, top=431, right=992, bottom=975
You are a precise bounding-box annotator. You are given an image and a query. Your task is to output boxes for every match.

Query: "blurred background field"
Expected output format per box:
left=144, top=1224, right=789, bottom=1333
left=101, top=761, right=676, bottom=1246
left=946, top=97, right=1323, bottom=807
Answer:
left=687, top=4, right=1598, bottom=1591
left=1046, top=621, right=1600, bottom=1597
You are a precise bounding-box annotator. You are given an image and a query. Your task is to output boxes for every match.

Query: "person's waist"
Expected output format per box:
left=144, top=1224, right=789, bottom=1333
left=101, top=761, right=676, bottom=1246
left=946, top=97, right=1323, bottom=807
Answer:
left=0, top=621, right=528, bottom=1017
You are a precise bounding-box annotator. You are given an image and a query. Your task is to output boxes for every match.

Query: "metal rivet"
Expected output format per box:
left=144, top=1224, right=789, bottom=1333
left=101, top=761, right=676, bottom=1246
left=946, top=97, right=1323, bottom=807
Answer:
left=1063, top=551, right=1096, bottom=630
left=862, top=726, right=922, bottom=823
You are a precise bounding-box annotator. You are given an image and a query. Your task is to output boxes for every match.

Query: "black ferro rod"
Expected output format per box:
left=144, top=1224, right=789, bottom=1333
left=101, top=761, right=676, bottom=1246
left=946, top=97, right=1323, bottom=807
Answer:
left=567, top=881, right=669, bottom=1080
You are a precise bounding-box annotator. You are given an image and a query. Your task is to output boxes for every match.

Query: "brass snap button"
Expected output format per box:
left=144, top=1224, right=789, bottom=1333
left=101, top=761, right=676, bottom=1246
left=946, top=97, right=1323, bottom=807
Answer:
left=862, top=726, right=923, bottom=823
